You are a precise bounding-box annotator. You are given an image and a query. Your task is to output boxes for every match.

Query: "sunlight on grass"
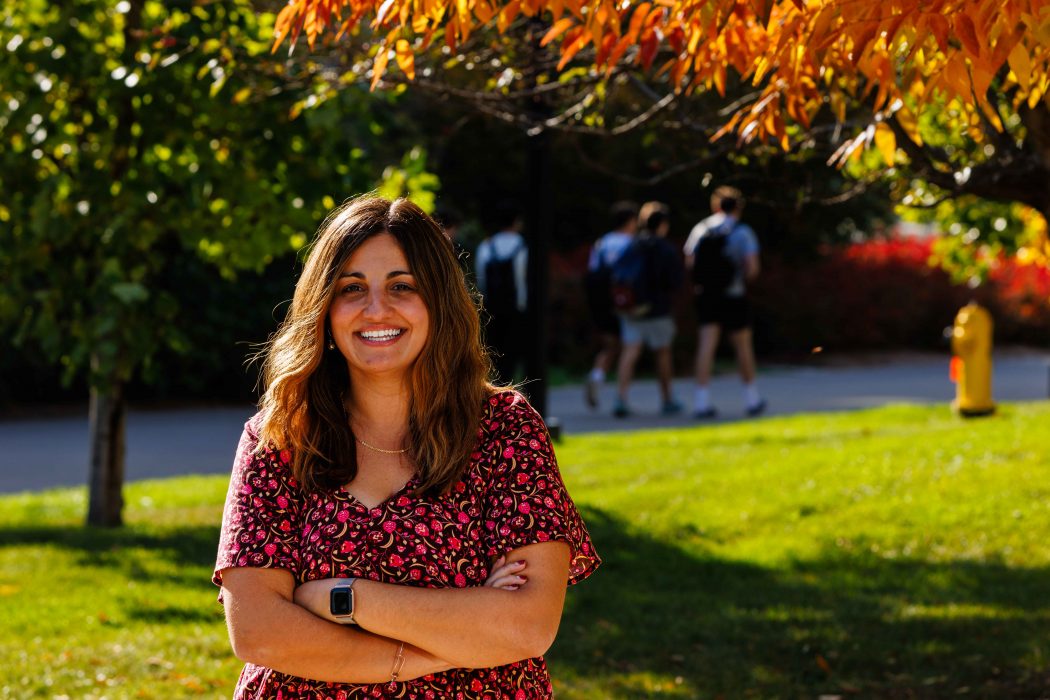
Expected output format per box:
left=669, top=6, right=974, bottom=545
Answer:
left=1, top=402, right=1049, bottom=697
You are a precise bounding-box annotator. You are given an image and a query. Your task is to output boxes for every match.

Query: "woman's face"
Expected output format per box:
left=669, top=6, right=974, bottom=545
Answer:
left=328, top=232, right=430, bottom=384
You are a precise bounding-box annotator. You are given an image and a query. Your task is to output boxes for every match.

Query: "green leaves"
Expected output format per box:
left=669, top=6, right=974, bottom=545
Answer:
left=0, top=0, right=439, bottom=392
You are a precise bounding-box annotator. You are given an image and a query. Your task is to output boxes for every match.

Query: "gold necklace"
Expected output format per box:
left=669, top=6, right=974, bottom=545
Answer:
left=356, top=436, right=409, bottom=455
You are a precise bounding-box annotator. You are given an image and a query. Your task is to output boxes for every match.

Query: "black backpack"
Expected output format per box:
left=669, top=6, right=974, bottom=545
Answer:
left=692, top=223, right=739, bottom=295
left=482, top=240, right=524, bottom=315
left=609, top=237, right=656, bottom=318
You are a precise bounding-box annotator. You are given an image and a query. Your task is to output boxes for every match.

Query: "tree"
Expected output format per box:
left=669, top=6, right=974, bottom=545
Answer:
left=0, top=0, right=433, bottom=525
left=271, top=0, right=1050, bottom=258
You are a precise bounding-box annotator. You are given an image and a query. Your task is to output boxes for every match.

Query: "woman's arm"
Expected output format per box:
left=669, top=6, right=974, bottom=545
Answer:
left=294, top=541, right=571, bottom=669
left=221, top=566, right=453, bottom=683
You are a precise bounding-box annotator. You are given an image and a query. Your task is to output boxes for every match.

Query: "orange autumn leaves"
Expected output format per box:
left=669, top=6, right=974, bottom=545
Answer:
left=273, top=0, right=1050, bottom=163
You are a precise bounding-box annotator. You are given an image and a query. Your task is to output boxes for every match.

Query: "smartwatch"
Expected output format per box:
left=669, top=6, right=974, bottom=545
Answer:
left=329, top=578, right=357, bottom=625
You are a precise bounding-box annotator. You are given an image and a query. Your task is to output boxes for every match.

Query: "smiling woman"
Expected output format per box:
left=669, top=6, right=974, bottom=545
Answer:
left=213, top=196, right=599, bottom=699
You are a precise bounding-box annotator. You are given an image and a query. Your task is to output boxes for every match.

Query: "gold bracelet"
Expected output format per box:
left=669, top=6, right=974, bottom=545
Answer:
left=388, top=641, right=406, bottom=688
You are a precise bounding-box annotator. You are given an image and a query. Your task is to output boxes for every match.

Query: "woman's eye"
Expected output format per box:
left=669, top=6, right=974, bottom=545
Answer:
left=341, top=283, right=365, bottom=294
left=392, top=282, right=416, bottom=292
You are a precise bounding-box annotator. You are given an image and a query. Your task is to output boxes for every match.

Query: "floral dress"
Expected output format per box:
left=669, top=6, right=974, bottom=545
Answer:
left=213, top=391, right=600, bottom=699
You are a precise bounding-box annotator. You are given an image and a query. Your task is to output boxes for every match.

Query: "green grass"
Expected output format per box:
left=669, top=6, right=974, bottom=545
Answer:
left=3, top=403, right=1050, bottom=698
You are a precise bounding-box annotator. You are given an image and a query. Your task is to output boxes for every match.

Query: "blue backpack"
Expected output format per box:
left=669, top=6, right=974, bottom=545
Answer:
left=609, top=237, right=656, bottom=318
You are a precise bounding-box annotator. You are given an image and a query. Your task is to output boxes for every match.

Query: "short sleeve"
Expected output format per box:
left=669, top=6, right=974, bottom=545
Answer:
left=481, top=393, right=600, bottom=585
left=212, top=417, right=302, bottom=591
left=735, top=224, right=759, bottom=256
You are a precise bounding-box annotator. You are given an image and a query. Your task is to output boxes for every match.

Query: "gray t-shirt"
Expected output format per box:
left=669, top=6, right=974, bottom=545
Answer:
left=683, top=213, right=759, bottom=297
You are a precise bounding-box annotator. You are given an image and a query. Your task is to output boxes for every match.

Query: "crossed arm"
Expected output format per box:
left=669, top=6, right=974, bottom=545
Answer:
left=220, top=541, right=570, bottom=684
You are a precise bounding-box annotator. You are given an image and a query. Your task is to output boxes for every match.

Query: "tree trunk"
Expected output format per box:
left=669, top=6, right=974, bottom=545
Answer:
left=87, top=373, right=125, bottom=527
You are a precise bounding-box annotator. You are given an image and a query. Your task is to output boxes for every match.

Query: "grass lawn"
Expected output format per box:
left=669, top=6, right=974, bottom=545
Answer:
left=2, top=402, right=1049, bottom=698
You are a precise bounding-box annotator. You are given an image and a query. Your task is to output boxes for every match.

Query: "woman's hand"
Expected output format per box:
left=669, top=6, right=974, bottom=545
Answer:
left=484, top=555, right=527, bottom=590
left=293, top=577, right=340, bottom=621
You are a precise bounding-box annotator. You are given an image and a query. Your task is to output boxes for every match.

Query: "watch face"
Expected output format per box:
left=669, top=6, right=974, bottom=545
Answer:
left=330, top=588, right=353, bottom=616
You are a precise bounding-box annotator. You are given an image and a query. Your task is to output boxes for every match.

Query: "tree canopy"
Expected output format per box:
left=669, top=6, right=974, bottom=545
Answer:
left=273, top=0, right=1049, bottom=160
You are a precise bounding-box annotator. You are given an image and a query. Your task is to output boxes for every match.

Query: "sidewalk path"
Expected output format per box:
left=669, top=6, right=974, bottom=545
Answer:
left=2, top=352, right=1047, bottom=493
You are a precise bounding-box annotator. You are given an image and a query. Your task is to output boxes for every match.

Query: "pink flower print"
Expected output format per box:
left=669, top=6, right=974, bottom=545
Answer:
left=241, top=483, right=253, bottom=494
left=485, top=520, right=496, bottom=530
left=516, top=473, right=530, bottom=484
left=370, top=508, right=382, bottom=518
left=539, top=479, right=548, bottom=490
left=268, top=479, right=278, bottom=490
left=337, top=509, right=350, bottom=523
left=279, top=449, right=291, bottom=464
left=238, top=555, right=248, bottom=566
left=416, top=544, right=427, bottom=555
left=410, top=569, right=422, bottom=580
left=319, top=562, right=330, bottom=574
left=522, top=424, right=532, bottom=433
left=337, top=691, right=348, bottom=700
left=430, top=519, right=442, bottom=532
left=499, top=525, right=511, bottom=536
left=382, top=521, right=397, bottom=533
left=454, top=573, right=467, bottom=587
left=415, top=507, right=427, bottom=516
left=389, top=554, right=404, bottom=567
left=457, top=511, right=470, bottom=524
left=264, top=543, right=277, bottom=556
left=255, top=530, right=266, bottom=540
left=529, top=439, right=540, bottom=450
left=415, top=523, right=430, bottom=537
left=470, top=679, right=483, bottom=692
left=502, top=445, right=515, bottom=458
left=518, top=503, right=531, bottom=514
left=470, top=451, right=482, bottom=461
left=340, top=541, right=355, bottom=554
left=448, top=536, right=461, bottom=550
left=277, top=495, right=289, bottom=509
left=489, top=396, right=499, bottom=406
left=396, top=495, right=411, bottom=507
left=502, top=496, right=513, bottom=507
left=454, top=480, right=467, bottom=493
left=516, top=691, right=528, bottom=700
left=544, top=497, right=556, bottom=509
left=252, top=497, right=263, bottom=508
left=536, top=457, right=545, bottom=466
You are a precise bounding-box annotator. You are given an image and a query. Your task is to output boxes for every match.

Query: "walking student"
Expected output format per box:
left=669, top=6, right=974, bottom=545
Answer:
left=475, top=201, right=528, bottom=383
left=612, top=201, right=684, bottom=418
left=583, top=201, right=638, bottom=409
left=683, top=186, right=766, bottom=418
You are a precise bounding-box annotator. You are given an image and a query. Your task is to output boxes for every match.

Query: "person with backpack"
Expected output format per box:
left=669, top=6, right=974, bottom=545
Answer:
left=683, top=186, right=766, bottom=418
left=475, top=201, right=528, bottom=383
left=611, top=201, right=684, bottom=418
left=583, top=201, right=638, bottom=409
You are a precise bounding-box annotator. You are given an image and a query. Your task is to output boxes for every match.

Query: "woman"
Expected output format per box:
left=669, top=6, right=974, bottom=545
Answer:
left=213, top=196, right=599, bottom=698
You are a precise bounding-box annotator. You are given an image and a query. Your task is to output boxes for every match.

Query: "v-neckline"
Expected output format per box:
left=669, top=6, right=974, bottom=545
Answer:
left=339, top=475, right=418, bottom=512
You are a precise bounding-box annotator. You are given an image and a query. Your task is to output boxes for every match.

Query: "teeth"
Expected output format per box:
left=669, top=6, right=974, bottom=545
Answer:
left=360, top=329, right=402, bottom=340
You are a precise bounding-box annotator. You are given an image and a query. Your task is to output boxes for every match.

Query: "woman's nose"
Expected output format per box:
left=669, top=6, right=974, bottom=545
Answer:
left=363, top=289, right=389, bottom=317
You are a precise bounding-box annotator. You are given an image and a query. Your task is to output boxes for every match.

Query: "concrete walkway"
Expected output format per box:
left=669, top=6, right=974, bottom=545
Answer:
left=1, top=351, right=1047, bottom=494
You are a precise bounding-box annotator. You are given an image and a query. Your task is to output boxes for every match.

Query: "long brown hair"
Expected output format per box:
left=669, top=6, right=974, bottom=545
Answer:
left=257, top=196, right=496, bottom=494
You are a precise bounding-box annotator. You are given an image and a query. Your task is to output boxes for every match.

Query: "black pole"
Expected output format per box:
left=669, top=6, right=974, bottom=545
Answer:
left=524, top=128, right=553, bottom=420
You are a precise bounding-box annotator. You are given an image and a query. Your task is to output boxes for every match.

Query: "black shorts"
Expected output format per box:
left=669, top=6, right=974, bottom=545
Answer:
left=694, top=294, right=751, bottom=332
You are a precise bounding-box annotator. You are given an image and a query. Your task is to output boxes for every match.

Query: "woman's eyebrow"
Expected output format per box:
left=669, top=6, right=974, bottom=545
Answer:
left=338, top=270, right=412, bottom=279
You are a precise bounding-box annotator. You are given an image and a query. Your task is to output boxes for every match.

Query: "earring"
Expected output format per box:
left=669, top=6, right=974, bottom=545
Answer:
left=326, top=331, right=336, bottom=350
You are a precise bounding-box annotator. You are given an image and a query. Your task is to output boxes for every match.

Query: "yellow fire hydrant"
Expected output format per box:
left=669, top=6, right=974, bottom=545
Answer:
left=949, top=302, right=995, bottom=417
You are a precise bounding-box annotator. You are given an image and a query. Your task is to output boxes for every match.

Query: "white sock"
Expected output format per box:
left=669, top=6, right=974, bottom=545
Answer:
left=694, top=386, right=711, bottom=411
left=744, top=383, right=762, bottom=408
left=589, top=368, right=605, bottom=383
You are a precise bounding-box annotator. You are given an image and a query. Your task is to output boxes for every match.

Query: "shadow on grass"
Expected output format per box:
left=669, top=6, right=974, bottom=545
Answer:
left=554, top=507, right=1050, bottom=699
left=0, top=523, right=220, bottom=589
left=3, top=511, right=1049, bottom=697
